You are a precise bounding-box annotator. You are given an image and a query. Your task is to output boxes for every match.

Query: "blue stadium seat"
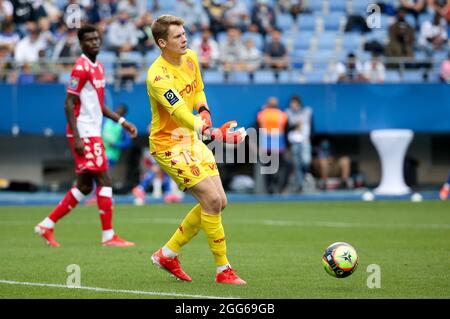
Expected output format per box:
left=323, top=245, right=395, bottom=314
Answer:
left=307, top=0, right=325, bottom=13
left=303, top=70, right=327, bottom=83
left=341, top=33, right=363, bottom=51
left=145, top=50, right=160, bottom=64
left=351, top=0, right=369, bottom=15
left=292, top=31, right=314, bottom=50
left=119, top=51, right=143, bottom=63
left=323, top=13, right=344, bottom=31
left=278, top=70, right=300, bottom=83
left=97, top=51, right=116, bottom=74
left=385, top=70, right=402, bottom=83
left=297, top=14, right=317, bottom=32
left=316, top=32, right=338, bottom=50
left=328, top=1, right=347, bottom=14
left=277, top=13, right=294, bottom=32
left=253, top=70, right=277, bottom=83
left=231, top=71, right=251, bottom=84
left=202, top=70, right=224, bottom=83
left=364, top=29, right=388, bottom=44
left=402, top=71, right=425, bottom=83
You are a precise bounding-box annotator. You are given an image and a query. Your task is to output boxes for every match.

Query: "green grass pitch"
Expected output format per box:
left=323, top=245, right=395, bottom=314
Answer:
left=1, top=201, right=449, bottom=299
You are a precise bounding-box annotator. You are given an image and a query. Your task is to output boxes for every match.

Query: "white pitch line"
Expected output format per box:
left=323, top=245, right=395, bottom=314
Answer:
left=0, top=280, right=239, bottom=299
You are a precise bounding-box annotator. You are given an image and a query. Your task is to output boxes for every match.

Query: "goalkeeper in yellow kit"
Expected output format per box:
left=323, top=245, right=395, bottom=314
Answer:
left=146, top=15, right=247, bottom=284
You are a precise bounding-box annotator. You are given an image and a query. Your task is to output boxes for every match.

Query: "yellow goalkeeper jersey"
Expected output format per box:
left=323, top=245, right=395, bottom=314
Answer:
left=146, top=49, right=207, bottom=153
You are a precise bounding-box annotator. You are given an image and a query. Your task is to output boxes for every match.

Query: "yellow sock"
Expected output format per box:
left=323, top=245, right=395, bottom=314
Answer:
left=201, top=210, right=229, bottom=267
left=166, top=204, right=202, bottom=253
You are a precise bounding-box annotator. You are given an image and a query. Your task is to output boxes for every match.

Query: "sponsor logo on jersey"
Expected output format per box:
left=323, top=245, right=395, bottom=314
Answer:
left=179, top=79, right=198, bottom=97
left=93, top=78, right=105, bottom=88
left=164, top=89, right=179, bottom=106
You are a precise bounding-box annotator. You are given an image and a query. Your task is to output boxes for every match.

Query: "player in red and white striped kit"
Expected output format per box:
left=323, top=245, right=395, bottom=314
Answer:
left=35, top=25, right=138, bottom=247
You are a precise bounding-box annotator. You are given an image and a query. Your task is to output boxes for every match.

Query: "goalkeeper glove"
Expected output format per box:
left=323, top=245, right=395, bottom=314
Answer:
left=198, top=105, right=212, bottom=127
left=202, top=121, right=247, bottom=144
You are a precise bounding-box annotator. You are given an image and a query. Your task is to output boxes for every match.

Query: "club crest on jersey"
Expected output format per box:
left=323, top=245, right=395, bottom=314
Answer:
left=164, top=89, right=179, bottom=106
left=187, top=59, right=194, bottom=71
left=69, top=77, right=79, bottom=90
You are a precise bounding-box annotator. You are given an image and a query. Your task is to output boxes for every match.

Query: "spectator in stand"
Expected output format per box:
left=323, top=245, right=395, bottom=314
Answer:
left=176, top=0, right=209, bottom=35
left=332, top=52, right=367, bottom=83
left=0, top=20, right=19, bottom=54
left=135, top=12, right=154, bottom=55
left=14, top=22, right=47, bottom=64
left=0, top=43, right=15, bottom=82
left=311, top=135, right=354, bottom=190
left=363, top=52, right=386, bottom=83
left=385, top=8, right=416, bottom=58
left=224, top=0, right=250, bottom=32
left=263, top=28, right=288, bottom=71
left=107, top=9, right=138, bottom=55
left=250, top=0, right=276, bottom=37
left=52, top=27, right=80, bottom=64
left=191, top=27, right=219, bottom=69
left=41, top=0, right=61, bottom=24
left=0, top=0, right=13, bottom=23
left=31, top=48, right=58, bottom=82
left=399, top=0, right=428, bottom=30
left=17, top=62, right=35, bottom=84
left=278, top=0, right=308, bottom=21
left=427, top=0, right=450, bottom=23
left=88, top=0, right=117, bottom=24
left=285, top=95, right=313, bottom=193
left=439, top=51, right=450, bottom=82
left=202, top=0, right=229, bottom=37
left=117, top=0, right=139, bottom=20
left=11, top=0, right=37, bottom=28
left=418, top=12, right=448, bottom=56
left=219, top=26, right=245, bottom=72
left=241, top=37, right=262, bottom=74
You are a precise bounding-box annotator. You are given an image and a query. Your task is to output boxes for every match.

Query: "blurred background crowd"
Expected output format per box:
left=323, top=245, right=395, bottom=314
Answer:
left=2, top=0, right=450, bottom=86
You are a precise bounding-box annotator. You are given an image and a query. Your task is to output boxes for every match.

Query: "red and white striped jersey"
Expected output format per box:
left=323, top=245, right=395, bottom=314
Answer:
left=66, top=54, right=106, bottom=138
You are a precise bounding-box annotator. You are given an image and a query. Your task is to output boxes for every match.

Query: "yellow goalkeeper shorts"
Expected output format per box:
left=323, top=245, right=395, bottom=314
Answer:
left=152, top=139, right=219, bottom=191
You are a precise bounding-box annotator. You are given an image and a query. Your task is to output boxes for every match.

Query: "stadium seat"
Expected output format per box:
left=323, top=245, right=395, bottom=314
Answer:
left=364, top=29, right=388, bottom=44
left=119, top=51, right=143, bottom=64
left=202, top=70, right=224, bottom=83
left=350, top=0, right=369, bottom=16
left=402, top=71, right=425, bottom=83
left=253, top=70, right=277, bottom=83
left=340, top=33, right=363, bottom=52
left=385, top=70, right=402, bottom=83
left=328, top=1, right=348, bottom=14
left=315, top=32, right=338, bottom=50
left=303, top=70, right=327, bottom=83
left=145, top=50, right=160, bottom=64
left=297, top=14, right=317, bottom=32
left=323, top=13, right=345, bottom=31
left=277, top=13, right=294, bottom=32
left=230, top=71, right=251, bottom=84
left=307, top=0, right=325, bottom=14
left=292, top=31, right=314, bottom=50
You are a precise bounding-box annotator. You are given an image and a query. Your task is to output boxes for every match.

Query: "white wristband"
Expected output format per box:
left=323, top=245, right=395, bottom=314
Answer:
left=118, top=117, right=126, bottom=125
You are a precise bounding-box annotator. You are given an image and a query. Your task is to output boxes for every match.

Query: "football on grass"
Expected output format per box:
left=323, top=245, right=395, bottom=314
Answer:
left=322, top=242, right=359, bottom=278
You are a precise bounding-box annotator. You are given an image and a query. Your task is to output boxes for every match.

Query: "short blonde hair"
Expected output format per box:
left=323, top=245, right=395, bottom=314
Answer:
left=151, top=15, right=184, bottom=48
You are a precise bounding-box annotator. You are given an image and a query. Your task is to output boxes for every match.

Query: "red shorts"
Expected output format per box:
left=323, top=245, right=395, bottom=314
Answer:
left=68, top=136, right=108, bottom=174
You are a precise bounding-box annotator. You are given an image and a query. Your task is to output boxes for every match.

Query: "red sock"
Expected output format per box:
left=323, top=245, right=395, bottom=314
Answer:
left=97, top=186, right=113, bottom=231
left=48, top=188, right=85, bottom=223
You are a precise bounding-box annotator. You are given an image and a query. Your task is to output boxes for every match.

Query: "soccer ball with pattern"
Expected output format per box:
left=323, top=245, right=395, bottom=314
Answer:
left=322, top=242, right=359, bottom=278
